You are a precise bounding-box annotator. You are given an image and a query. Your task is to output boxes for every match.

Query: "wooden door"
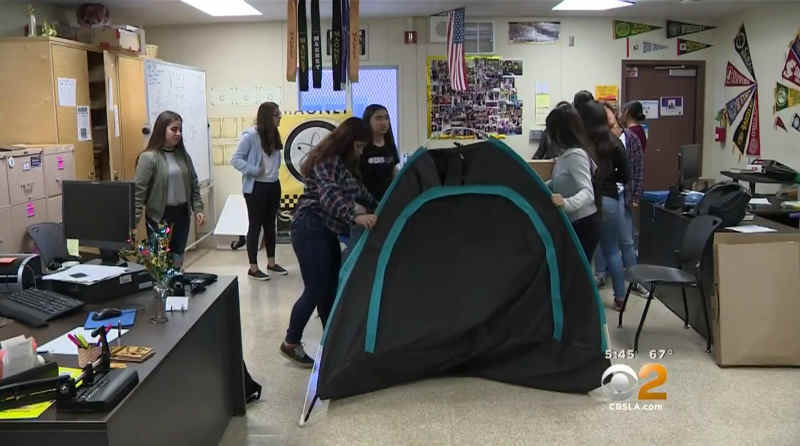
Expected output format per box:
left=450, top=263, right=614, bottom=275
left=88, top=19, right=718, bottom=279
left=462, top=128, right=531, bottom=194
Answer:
left=104, top=51, right=123, bottom=180
left=51, top=43, right=95, bottom=180
left=0, top=39, right=58, bottom=145
left=118, top=55, right=147, bottom=181
left=622, top=62, right=705, bottom=190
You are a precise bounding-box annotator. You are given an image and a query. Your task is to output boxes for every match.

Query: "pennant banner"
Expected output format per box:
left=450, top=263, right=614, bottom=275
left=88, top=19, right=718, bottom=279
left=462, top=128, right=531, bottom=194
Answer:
left=733, top=94, right=756, bottom=155
left=667, top=20, right=716, bottom=39
left=781, top=46, right=800, bottom=88
left=775, top=82, right=800, bottom=112
left=775, top=116, right=787, bottom=131
left=614, top=20, right=662, bottom=39
left=793, top=113, right=800, bottom=132
left=725, top=85, right=755, bottom=121
left=348, top=0, right=360, bottom=82
left=297, top=0, right=309, bottom=91
left=792, top=34, right=800, bottom=61
left=341, top=0, right=349, bottom=85
left=331, top=0, right=342, bottom=90
left=642, top=41, right=668, bottom=53
left=725, top=62, right=755, bottom=87
left=287, top=0, right=298, bottom=82
left=734, top=24, right=757, bottom=81
left=746, top=91, right=760, bottom=156
left=678, top=38, right=712, bottom=55
left=311, top=0, right=322, bottom=88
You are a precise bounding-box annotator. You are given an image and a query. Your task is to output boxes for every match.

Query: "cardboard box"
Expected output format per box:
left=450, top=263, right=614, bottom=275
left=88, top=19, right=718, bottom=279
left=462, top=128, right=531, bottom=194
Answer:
left=1, top=147, right=45, bottom=206
left=0, top=152, right=9, bottom=208
left=9, top=198, right=48, bottom=253
left=527, top=160, right=555, bottom=182
left=47, top=195, right=62, bottom=224
left=78, top=25, right=144, bottom=52
left=713, top=236, right=800, bottom=366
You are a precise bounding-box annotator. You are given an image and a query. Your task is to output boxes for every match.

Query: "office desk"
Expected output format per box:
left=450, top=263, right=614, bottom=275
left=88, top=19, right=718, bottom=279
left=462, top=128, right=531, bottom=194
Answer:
left=639, top=202, right=799, bottom=340
left=0, top=276, right=245, bottom=446
left=720, top=170, right=787, bottom=195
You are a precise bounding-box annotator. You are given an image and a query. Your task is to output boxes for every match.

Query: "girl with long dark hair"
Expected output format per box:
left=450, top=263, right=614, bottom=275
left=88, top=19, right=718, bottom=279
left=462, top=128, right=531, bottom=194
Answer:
left=576, top=101, right=631, bottom=311
left=134, top=110, right=205, bottom=267
left=621, top=101, right=648, bottom=153
left=280, top=117, right=378, bottom=366
left=360, top=104, right=399, bottom=201
left=231, top=102, right=287, bottom=280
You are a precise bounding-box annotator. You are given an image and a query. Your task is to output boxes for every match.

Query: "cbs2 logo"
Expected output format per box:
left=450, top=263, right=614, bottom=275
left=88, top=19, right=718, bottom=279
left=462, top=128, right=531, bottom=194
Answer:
left=602, top=363, right=668, bottom=401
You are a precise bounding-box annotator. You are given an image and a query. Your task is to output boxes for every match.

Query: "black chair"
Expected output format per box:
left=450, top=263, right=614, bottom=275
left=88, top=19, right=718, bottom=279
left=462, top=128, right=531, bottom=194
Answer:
left=618, top=215, right=723, bottom=353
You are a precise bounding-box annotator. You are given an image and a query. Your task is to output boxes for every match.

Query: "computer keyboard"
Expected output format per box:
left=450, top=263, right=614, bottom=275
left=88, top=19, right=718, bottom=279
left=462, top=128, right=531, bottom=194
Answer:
left=0, top=288, right=84, bottom=327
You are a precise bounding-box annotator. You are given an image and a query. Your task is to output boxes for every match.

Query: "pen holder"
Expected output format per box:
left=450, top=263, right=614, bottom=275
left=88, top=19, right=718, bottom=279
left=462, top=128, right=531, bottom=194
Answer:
left=77, top=345, right=103, bottom=368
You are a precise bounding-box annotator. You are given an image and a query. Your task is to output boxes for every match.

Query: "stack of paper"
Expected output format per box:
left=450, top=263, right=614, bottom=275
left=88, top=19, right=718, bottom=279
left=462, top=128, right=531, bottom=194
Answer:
left=42, top=264, right=128, bottom=285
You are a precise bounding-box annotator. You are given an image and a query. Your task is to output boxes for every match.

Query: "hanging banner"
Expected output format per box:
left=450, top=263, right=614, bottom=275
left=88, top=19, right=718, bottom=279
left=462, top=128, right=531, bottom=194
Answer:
left=340, top=0, right=349, bottom=85
left=666, top=20, right=716, bottom=39
left=775, top=82, right=800, bottom=112
left=733, top=94, right=756, bottom=155
left=331, top=0, right=342, bottom=91
left=311, top=0, right=322, bottom=88
left=613, top=20, right=662, bottom=40
left=725, top=62, right=755, bottom=87
left=633, top=41, right=668, bottom=54
left=793, top=113, right=800, bottom=132
left=287, top=0, right=298, bottom=82
left=781, top=46, right=800, bottom=89
left=775, top=116, right=788, bottom=131
left=746, top=91, right=760, bottom=156
left=792, top=35, right=800, bottom=62
left=348, top=0, right=360, bottom=82
left=297, top=0, right=309, bottom=91
left=734, top=24, right=757, bottom=81
left=725, top=85, right=755, bottom=121
left=678, top=38, right=712, bottom=55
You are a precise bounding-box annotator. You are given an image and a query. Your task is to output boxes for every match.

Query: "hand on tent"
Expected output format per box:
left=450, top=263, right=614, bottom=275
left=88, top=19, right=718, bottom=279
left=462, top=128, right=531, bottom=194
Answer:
left=551, top=194, right=565, bottom=207
left=355, top=214, right=378, bottom=229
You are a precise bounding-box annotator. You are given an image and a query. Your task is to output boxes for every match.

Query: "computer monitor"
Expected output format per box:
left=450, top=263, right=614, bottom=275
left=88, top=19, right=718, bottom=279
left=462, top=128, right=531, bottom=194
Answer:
left=62, top=181, right=135, bottom=265
left=678, top=144, right=701, bottom=190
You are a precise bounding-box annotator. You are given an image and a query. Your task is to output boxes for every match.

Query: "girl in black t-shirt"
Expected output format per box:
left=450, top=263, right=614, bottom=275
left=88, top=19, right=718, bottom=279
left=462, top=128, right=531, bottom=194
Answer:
left=359, top=104, right=399, bottom=201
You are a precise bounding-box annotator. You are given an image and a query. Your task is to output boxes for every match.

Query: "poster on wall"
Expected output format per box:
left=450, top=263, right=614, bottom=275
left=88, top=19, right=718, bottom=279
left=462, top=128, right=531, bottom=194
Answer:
left=502, top=60, right=523, bottom=76
left=613, top=20, right=661, bottom=39
left=666, top=20, right=716, bottom=39
left=660, top=96, right=684, bottom=117
left=428, top=56, right=523, bottom=139
left=595, top=85, right=619, bottom=109
left=677, top=38, right=712, bottom=55
left=508, top=21, right=560, bottom=43
left=639, top=100, right=660, bottom=119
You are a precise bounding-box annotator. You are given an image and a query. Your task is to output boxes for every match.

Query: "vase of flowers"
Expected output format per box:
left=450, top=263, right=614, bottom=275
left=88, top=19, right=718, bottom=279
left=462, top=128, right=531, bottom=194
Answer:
left=119, top=223, right=180, bottom=324
left=26, top=4, right=36, bottom=37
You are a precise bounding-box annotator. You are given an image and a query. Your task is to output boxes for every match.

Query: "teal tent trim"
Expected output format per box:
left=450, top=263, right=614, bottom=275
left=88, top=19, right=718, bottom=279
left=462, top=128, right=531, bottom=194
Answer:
left=321, top=147, right=428, bottom=345
left=364, top=185, right=562, bottom=353
left=486, top=138, right=608, bottom=352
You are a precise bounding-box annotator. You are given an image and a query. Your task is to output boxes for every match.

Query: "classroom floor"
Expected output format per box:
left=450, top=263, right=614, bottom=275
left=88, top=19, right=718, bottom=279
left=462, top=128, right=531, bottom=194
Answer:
left=183, top=245, right=799, bottom=446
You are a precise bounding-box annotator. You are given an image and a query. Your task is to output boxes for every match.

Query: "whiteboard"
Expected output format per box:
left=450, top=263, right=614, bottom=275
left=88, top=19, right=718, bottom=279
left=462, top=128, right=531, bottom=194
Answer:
left=144, top=59, right=211, bottom=184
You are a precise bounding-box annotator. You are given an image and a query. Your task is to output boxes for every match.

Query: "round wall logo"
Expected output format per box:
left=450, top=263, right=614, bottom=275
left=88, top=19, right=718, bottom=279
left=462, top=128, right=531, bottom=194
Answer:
left=283, top=120, right=337, bottom=183
left=601, top=364, right=639, bottom=401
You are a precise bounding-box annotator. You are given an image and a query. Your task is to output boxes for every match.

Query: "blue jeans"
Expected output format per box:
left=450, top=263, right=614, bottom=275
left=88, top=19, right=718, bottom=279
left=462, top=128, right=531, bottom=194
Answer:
left=286, top=211, right=341, bottom=344
left=597, top=195, right=637, bottom=300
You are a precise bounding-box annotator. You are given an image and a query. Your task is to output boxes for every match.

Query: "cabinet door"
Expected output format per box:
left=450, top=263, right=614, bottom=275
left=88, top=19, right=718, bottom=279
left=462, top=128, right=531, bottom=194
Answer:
left=104, top=51, right=123, bottom=180
left=118, top=55, right=147, bottom=181
left=0, top=40, right=58, bottom=145
left=51, top=44, right=94, bottom=180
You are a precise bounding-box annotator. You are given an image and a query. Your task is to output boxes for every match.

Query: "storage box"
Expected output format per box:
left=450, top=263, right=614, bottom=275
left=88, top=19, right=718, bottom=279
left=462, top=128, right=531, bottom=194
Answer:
left=91, top=25, right=143, bottom=52
left=12, top=144, right=75, bottom=197
left=0, top=152, right=9, bottom=208
left=9, top=198, right=48, bottom=253
left=47, top=195, right=62, bottom=223
left=1, top=147, right=45, bottom=206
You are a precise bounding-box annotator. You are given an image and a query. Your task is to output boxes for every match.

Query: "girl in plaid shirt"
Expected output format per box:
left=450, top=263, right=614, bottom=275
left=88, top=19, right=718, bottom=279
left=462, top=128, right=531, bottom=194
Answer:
left=280, top=117, right=378, bottom=366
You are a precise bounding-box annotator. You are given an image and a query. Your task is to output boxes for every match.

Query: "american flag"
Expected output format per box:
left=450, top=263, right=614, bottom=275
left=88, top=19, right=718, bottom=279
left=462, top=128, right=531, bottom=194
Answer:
left=447, top=8, right=468, bottom=91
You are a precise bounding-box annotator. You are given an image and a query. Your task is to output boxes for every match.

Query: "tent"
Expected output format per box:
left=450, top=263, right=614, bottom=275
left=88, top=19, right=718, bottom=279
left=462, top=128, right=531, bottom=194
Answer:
left=306, top=139, right=610, bottom=409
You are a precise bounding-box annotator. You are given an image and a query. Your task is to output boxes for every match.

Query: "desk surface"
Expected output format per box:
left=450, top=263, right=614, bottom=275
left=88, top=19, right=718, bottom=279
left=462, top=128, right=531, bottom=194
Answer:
left=0, top=276, right=239, bottom=426
left=720, top=171, right=788, bottom=184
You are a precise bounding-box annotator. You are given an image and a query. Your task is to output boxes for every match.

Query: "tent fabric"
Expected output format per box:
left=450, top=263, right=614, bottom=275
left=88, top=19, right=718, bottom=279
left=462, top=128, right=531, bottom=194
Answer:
left=316, top=140, right=610, bottom=400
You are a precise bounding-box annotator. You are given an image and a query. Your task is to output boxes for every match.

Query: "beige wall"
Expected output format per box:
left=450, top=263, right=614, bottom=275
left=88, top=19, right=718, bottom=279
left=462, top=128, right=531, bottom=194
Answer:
left=702, top=4, right=800, bottom=186
left=0, top=1, right=70, bottom=37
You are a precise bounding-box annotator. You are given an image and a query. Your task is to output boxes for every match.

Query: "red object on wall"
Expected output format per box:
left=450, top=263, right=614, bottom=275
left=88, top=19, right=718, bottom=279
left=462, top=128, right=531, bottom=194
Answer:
left=404, top=31, right=417, bottom=44
left=715, top=126, right=726, bottom=142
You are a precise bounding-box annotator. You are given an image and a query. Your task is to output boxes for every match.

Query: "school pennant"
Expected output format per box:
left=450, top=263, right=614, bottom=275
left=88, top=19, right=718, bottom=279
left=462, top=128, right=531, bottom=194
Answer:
left=666, top=20, right=716, bottom=39
left=678, top=38, right=712, bottom=55
left=725, top=62, right=754, bottom=87
left=734, top=24, right=757, bottom=81
left=614, top=20, right=662, bottom=39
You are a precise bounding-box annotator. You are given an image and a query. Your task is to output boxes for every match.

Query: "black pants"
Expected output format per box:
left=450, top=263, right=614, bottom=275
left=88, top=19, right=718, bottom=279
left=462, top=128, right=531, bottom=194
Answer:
left=244, top=181, right=281, bottom=264
left=286, top=211, right=341, bottom=344
left=572, top=212, right=600, bottom=262
left=147, top=203, right=190, bottom=258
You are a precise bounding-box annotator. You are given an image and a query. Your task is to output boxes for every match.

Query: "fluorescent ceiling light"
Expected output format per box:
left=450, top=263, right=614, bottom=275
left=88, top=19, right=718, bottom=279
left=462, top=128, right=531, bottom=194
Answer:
left=180, top=0, right=262, bottom=16
left=553, top=0, right=634, bottom=11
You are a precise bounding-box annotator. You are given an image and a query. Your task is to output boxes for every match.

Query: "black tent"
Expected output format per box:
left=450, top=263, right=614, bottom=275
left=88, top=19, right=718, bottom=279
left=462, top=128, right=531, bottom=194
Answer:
left=313, top=140, right=610, bottom=402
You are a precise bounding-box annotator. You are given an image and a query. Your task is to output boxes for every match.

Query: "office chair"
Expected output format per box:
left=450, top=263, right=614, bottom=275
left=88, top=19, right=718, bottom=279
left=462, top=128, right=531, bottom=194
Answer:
left=618, top=215, right=723, bottom=353
left=26, top=223, right=80, bottom=271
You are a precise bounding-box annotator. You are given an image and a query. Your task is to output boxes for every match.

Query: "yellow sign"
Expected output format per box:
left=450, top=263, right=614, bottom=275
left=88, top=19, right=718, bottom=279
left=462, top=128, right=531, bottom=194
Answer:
left=595, top=85, right=619, bottom=108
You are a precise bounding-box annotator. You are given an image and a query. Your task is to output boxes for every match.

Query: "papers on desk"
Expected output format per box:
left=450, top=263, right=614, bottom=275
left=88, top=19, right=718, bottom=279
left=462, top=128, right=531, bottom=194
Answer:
left=780, top=200, right=800, bottom=209
left=726, top=225, right=778, bottom=233
left=42, top=264, right=128, bottom=285
left=36, top=327, right=129, bottom=355
left=749, top=198, right=771, bottom=206
left=0, top=367, right=82, bottom=420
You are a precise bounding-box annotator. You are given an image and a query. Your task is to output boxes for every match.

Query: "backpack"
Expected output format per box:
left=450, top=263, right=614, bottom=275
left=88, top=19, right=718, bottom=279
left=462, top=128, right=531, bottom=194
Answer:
left=693, top=182, right=751, bottom=227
